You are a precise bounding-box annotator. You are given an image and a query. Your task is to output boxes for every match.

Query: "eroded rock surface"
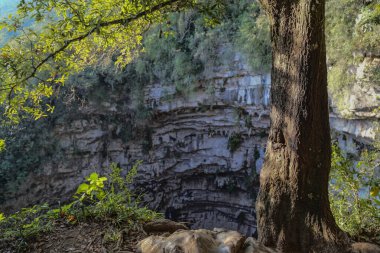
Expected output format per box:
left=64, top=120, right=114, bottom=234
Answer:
left=1, top=57, right=269, bottom=235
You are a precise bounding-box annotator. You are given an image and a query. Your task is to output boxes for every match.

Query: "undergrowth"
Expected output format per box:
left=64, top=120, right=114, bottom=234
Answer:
left=0, top=162, right=161, bottom=252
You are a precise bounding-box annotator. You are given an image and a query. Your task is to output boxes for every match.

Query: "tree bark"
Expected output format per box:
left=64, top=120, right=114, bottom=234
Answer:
left=256, top=0, right=349, bottom=252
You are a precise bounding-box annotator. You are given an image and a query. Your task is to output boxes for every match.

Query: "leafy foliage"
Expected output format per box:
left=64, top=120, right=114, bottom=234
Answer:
left=0, top=0, right=272, bottom=127
left=0, top=139, right=5, bottom=151
left=75, top=172, right=108, bottom=202
left=0, top=0, right=198, bottom=123
left=329, top=144, right=380, bottom=243
left=0, top=212, right=5, bottom=221
left=0, top=162, right=161, bottom=251
left=0, top=204, right=54, bottom=251
left=326, top=0, right=380, bottom=112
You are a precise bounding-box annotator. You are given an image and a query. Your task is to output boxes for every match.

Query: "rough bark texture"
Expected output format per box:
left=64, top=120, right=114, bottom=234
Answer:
left=256, top=0, right=349, bottom=252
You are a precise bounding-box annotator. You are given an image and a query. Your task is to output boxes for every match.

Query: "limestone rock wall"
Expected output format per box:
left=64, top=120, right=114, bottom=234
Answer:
left=330, top=56, right=380, bottom=153
left=1, top=58, right=271, bottom=236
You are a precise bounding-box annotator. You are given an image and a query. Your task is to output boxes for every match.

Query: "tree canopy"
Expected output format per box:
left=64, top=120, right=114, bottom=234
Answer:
left=0, top=0, right=229, bottom=125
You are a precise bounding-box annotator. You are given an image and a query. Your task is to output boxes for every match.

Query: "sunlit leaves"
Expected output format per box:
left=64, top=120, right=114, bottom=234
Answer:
left=0, top=0, right=198, bottom=123
left=0, top=139, right=5, bottom=151
left=75, top=172, right=108, bottom=201
left=329, top=144, right=380, bottom=242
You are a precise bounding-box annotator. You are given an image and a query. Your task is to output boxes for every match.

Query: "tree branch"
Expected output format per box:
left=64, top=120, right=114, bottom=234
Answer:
left=7, top=0, right=185, bottom=100
left=19, top=0, right=184, bottom=86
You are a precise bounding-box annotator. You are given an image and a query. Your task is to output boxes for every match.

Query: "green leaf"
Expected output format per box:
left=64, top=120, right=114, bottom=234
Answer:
left=76, top=183, right=89, bottom=194
left=96, top=190, right=106, bottom=200
left=0, top=139, right=5, bottom=151
left=88, top=172, right=99, bottom=182
left=98, top=177, right=107, bottom=182
left=0, top=213, right=5, bottom=222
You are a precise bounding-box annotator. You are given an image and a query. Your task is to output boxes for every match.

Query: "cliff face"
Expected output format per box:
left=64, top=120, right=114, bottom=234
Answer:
left=1, top=55, right=270, bottom=235
left=135, top=59, right=271, bottom=234
left=1, top=53, right=378, bottom=236
left=330, top=56, right=380, bottom=153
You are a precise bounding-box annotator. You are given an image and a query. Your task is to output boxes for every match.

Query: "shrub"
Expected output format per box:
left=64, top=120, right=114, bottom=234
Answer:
left=0, top=162, right=161, bottom=251
left=0, top=204, right=54, bottom=251
left=68, top=161, right=160, bottom=224
left=329, top=144, right=380, bottom=243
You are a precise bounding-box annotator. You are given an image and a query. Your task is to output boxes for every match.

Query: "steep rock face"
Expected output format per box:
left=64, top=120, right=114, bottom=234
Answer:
left=338, top=57, right=380, bottom=119
left=330, top=56, right=380, bottom=153
left=1, top=57, right=271, bottom=236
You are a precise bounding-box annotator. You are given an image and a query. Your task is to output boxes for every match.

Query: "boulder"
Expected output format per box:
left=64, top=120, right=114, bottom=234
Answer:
left=214, top=229, right=245, bottom=253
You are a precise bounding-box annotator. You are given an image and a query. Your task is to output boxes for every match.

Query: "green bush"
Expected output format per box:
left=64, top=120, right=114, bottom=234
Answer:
left=329, top=144, right=380, bottom=243
left=0, top=162, right=161, bottom=251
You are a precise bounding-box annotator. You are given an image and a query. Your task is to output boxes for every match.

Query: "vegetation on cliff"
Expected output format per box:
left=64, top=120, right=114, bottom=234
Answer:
left=326, top=0, right=380, bottom=112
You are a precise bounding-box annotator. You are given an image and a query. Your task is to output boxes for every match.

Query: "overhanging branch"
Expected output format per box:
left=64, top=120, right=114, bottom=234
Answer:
left=22, top=0, right=184, bottom=84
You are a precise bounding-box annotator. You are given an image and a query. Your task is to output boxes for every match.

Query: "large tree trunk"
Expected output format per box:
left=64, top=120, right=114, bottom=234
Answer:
left=256, top=0, right=349, bottom=252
